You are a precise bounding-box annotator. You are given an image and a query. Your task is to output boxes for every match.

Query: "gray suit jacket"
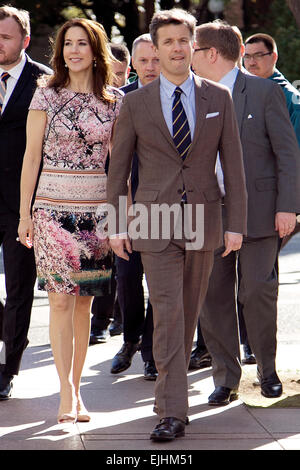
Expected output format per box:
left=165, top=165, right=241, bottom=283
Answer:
left=107, top=74, right=247, bottom=252
left=232, top=70, right=300, bottom=238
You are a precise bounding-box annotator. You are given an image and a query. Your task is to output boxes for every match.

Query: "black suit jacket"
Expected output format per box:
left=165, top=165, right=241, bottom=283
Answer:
left=0, top=55, right=52, bottom=220
left=120, top=80, right=139, bottom=199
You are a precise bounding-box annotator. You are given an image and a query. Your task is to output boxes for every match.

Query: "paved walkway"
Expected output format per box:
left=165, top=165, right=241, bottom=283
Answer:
left=0, top=234, right=299, bottom=452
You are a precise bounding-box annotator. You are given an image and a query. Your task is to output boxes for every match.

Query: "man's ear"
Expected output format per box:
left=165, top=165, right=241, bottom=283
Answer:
left=23, top=35, right=30, bottom=50
left=272, top=51, right=278, bottom=66
left=209, top=47, right=218, bottom=64
left=240, top=43, right=245, bottom=58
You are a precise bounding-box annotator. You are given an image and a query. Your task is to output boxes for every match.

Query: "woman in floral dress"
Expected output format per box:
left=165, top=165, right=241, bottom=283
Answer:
left=18, top=18, right=123, bottom=423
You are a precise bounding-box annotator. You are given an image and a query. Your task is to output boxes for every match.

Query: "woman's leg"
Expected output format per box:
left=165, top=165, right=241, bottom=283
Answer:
left=48, top=292, right=76, bottom=422
left=72, top=295, right=93, bottom=418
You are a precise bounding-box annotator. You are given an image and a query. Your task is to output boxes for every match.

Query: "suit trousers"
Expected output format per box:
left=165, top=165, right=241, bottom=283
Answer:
left=0, top=219, right=36, bottom=376
left=200, top=234, right=279, bottom=389
left=141, top=240, right=214, bottom=422
left=116, top=251, right=154, bottom=362
left=91, top=260, right=122, bottom=331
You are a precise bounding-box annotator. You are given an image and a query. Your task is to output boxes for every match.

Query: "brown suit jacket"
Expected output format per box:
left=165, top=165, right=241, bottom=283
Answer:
left=107, top=74, right=247, bottom=252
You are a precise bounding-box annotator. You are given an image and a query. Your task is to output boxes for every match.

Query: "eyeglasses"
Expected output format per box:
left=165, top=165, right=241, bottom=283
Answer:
left=194, top=47, right=210, bottom=53
left=244, top=52, right=272, bottom=61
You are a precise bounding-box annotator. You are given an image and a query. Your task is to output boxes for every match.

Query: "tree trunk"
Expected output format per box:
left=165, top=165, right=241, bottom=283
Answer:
left=223, top=0, right=244, bottom=29
left=144, top=0, right=155, bottom=31
left=286, top=0, right=300, bottom=29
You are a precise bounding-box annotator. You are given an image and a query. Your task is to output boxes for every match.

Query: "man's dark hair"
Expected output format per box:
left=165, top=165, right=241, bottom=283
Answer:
left=0, top=4, right=30, bottom=37
left=245, top=33, right=277, bottom=54
left=195, top=20, right=240, bottom=63
left=109, top=43, right=130, bottom=65
left=150, top=8, right=196, bottom=47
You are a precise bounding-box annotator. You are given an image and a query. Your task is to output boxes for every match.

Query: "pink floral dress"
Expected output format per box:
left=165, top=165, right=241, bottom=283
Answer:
left=29, top=86, right=123, bottom=295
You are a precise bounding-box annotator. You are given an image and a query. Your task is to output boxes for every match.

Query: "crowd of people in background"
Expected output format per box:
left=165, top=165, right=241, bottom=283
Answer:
left=0, top=4, right=299, bottom=443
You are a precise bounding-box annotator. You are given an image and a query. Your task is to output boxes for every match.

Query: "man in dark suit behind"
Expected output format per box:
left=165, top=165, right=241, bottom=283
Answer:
left=192, top=21, right=300, bottom=406
left=110, top=34, right=160, bottom=381
left=0, top=5, right=51, bottom=399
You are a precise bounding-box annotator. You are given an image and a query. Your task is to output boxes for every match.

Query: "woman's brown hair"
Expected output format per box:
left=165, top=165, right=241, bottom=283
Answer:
left=47, top=18, right=115, bottom=102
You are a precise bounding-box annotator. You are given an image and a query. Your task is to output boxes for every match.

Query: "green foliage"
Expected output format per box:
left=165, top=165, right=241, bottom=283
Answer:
left=5, top=0, right=300, bottom=82
left=268, top=0, right=300, bottom=83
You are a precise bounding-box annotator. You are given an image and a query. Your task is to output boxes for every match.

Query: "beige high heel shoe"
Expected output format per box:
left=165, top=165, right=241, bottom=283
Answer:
left=57, top=412, right=77, bottom=424
left=76, top=398, right=91, bottom=422
left=57, top=396, right=77, bottom=424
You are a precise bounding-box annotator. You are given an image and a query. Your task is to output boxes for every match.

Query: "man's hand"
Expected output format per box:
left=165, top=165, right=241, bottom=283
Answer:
left=275, top=212, right=296, bottom=238
left=222, top=232, right=243, bottom=257
left=109, top=235, right=132, bottom=261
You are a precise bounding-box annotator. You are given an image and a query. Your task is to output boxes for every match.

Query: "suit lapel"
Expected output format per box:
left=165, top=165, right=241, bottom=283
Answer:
left=1, top=57, right=33, bottom=121
left=142, top=78, right=176, bottom=149
left=232, top=70, right=246, bottom=134
left=142, top=76, right=211, bottom=159
left=189, top=75, right=210, bottom=155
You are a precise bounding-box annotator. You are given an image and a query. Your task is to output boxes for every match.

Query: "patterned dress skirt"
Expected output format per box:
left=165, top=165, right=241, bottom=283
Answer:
left=33, top=206, right=112, bottom=296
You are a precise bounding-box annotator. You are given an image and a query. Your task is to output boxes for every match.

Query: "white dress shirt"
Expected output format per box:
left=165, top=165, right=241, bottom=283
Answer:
left=0, top=52, right=27, bottom=113
left=216, top=66, right=239, bottom=196
left=160, top=71, right=196, bottom=139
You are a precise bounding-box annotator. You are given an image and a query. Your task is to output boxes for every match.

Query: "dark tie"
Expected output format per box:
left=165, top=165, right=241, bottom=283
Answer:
left=0, top=72, right=10, bottom=113
left=172, top=86, right=191, bottom=201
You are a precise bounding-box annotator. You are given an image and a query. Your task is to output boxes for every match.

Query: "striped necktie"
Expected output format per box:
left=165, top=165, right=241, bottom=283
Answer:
left=172, top=87, right=191, bottom=202
left=0, top=72, right=10, bottom=113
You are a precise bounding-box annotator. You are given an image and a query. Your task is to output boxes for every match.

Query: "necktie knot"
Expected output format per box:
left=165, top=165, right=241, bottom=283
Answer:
left=1, top=72, right=10, bottom=83
left=0, top=71, right=10, bottom=113
left=174, top=87, right=183, bottom=98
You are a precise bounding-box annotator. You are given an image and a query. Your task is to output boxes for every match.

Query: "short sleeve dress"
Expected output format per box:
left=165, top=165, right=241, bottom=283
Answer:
left=29, top=86, right=123, bottom=296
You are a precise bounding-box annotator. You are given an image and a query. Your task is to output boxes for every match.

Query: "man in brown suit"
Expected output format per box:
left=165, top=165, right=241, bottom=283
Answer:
left=107, top=9, right=247, bottom=442
left=192, top=21, right=300, bottom=406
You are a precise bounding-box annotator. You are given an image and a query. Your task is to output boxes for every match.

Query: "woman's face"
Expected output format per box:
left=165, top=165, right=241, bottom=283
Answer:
left=63, top=26, right=94, bottom=73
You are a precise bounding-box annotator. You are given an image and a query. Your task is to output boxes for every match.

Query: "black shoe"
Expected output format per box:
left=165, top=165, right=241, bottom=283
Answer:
left=89, top=327, right=108, bottom=344
left=0, top=373, right=13, bottom=400
left=150, top=417, right=185, bottom=441
left=109, top=321, right=123, bottom=337
left=258, top=370, right=283, bottom=398
left=208, top=386, right=239, bottom=406
left=188, top=347, right=212, bottom=370
left=242, top=344, right=256, bottom=365
left=110, top=341, right=140, bottom=374
left=143, top=360, right=158, bottom=381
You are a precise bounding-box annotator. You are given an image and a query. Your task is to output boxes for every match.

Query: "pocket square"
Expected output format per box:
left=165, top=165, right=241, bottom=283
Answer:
left=247, top=114, right=253, bottom=119
left=206, top=112, right=219, bottom=118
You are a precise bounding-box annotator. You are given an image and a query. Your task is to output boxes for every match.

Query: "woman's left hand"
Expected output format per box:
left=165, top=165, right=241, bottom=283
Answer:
left=18, top=217, right=34, bottom=248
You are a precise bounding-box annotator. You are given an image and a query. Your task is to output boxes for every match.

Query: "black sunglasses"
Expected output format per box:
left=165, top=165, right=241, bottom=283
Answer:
left=194, top=47, right=210, bottom=53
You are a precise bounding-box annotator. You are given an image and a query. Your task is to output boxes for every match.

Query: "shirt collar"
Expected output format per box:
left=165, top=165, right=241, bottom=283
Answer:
left=0, top=52, right=27, bottom=80
left=219, top=66, right=239, bottom=93
left=160, top=70, right=194, bottom=99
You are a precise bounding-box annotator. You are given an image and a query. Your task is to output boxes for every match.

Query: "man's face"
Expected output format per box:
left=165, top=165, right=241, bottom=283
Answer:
left=0, top=17, right=29, bottom=69
left=131, top=41, right=160, bottom=86
left=154, top=23, right=193, bottom=84
left=111, top=59, right=130, bottom=88
left=244, top=41, right=277, bottom=78
left=192, top=44, right=214, bottom=81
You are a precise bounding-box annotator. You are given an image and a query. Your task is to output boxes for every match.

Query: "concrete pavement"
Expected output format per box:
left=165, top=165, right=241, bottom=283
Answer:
left=0, top=234, right=299, bottom=452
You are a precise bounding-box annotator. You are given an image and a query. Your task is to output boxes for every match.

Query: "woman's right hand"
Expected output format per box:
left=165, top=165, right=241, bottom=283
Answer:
left=18, top=217, right=34, bottom=248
